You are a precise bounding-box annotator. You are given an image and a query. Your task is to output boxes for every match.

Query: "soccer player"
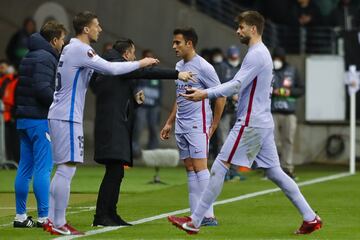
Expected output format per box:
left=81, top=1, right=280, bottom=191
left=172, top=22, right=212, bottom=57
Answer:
left=46, top=11, right=158, bottom=235
left=14, top=21, right=67, bottom=228
left=160, top=28, right=226, bottom=226
left=168, top=11, right=322, bottom=235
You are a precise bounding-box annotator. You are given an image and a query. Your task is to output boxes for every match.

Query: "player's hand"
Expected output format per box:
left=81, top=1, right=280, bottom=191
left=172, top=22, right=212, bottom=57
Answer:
left=209, top=124, right=218, bottom=139
left=139, top=57, right=160, bottom=68
left=179, top=87, right=207, bottom=102
left=178, top=71, right=197, bottom=83
left=134, top=90, right=145, bottom=104
left=160, top=123, right=172, bottom=140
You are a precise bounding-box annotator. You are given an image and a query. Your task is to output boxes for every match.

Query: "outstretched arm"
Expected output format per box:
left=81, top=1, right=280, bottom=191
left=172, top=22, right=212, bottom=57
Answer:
left=82, top=51, right=159, bottom=76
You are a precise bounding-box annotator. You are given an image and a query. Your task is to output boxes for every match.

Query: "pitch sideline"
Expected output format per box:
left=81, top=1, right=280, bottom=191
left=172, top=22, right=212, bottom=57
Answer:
left=55, top=172, right=352, bottom=240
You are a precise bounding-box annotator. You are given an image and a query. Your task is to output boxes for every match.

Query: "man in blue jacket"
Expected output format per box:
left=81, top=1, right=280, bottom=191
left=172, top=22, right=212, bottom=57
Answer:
left=13, top=21, right=67, bottom=228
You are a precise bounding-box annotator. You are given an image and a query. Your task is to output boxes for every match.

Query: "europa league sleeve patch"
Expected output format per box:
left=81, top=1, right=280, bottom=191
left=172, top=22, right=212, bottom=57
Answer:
left=87, top=49, right=97, bottom=58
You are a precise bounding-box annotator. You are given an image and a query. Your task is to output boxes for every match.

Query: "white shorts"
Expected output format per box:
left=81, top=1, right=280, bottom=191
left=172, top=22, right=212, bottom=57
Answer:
left=217, top=126, right=280, bottom=169
left=48, top=119, right=84, bottom=164
left=175, top=132, right=208, bottom=160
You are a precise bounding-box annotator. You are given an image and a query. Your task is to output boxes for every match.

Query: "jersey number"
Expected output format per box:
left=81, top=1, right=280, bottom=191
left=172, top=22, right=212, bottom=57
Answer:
left=55, top=72, right=62, bottom=91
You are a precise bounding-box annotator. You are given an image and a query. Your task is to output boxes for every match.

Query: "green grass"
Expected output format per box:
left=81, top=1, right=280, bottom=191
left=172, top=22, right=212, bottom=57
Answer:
left=0, top=164, right=359, bottom=239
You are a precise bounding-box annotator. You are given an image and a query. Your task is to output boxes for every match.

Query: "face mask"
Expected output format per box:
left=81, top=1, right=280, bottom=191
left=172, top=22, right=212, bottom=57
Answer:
left=273, top=60, right=283, bottom=70
left=213, top=55, right=223, bottom=63
left=5, top=66, right=15, bottom=74
left=228, top=59, right=240, bottom=67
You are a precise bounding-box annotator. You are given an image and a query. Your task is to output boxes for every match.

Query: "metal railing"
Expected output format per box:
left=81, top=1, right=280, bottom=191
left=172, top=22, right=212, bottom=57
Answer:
left=180, top=0, right=340, bottom=54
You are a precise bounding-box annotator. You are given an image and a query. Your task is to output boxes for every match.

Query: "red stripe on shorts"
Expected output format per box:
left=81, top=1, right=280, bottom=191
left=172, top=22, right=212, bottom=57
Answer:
left=227, top=78, right=257, bottom=163
left=227, top=125, right=245, bottom=163
left=245, top=77, right=257, bottom=126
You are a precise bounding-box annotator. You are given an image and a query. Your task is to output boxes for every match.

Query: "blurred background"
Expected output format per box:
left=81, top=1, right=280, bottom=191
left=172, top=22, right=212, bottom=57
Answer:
left=1, top=0, right=360, bottom=168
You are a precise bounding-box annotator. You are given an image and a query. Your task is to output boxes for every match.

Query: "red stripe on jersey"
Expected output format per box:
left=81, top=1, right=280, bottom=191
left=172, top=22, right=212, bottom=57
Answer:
left=245, top=77, right=257, bottom=126
left=206, top=132, right=209, bottom=159
left=201, top=99, right=206, bottom=133
left=227, top=125, right=245, bottom=163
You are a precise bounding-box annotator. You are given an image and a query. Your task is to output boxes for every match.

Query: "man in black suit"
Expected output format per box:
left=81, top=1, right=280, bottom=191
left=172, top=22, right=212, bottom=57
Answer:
left=91, top=38, right=193, bottom=226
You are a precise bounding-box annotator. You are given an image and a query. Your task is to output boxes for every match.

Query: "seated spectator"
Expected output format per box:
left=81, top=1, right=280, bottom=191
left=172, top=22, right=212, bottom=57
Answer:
left=6, top=17, right=36, bottom=69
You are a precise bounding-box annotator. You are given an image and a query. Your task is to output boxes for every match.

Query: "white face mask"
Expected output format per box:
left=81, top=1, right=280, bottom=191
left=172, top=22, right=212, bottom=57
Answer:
left=228, top=59, right=240, bottom=67
left=273, top=60, right=283, bottom=70
left=213, top=55, right=223, bottom=63
left=6, top=66, right=15, bottom=74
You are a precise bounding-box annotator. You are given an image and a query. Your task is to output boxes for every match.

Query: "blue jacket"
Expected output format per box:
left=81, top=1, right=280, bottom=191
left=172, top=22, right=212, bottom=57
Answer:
left=16, top=32, right=58, bottom=119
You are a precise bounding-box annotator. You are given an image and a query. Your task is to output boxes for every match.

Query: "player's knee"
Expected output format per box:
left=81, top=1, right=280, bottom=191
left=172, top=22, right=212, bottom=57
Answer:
left=191, top=158, right=208, bottom=172
left=183, top=158, right=194, bottom=171
left=210, top=159, right=229, bottom=176
left=56, top=164, right=76, bottom=181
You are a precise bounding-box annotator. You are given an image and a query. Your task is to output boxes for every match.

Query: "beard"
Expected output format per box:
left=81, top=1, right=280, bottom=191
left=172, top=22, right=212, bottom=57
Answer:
left=239, top=35, right=250, bottom=45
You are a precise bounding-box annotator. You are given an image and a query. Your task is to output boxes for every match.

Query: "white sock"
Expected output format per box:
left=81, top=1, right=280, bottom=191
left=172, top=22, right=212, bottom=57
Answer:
left=15, top=213, right=27, bottom=221
left=37, top=217, right=48, bottom=223
left=187, top=171, right=198, bottom=214
left=196, top=169, right=214, bottom=218
left=49, top=177, right=55, bottom=222
left=265, top=166, right=316, bottom=221
left=191, top=160, right=228, bottom=228
left=51, top=164, right=76, bottom=227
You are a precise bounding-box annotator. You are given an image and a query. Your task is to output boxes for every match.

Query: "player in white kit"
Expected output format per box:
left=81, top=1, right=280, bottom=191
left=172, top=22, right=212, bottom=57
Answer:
left=161, top=28, right=225, bottom=226
left=46, top=11, right=159, bottom=235
left=168, top=11, right=322, bottom=235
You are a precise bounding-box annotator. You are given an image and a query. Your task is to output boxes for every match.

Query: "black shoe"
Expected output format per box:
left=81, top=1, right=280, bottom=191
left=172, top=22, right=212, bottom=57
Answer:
left=283, top=169, right=298, bottom=181
left=36, top=220, right=47, bottom=228
left=112, top=214, right=132, bottom=226
left=92, top=215, right=119, bottom=227
left=13, top=216, right=36, bottom=228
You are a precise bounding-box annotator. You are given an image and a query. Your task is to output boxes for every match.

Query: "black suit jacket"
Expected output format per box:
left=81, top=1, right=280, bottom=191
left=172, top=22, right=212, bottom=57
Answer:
left=91, top=49, right=178, bottom=166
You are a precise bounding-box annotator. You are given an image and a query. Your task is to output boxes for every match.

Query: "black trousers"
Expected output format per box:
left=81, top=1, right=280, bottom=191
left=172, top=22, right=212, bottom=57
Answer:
left=95, top=162, right=124, bottom=218
left=5, top=121, right=20, bottom=163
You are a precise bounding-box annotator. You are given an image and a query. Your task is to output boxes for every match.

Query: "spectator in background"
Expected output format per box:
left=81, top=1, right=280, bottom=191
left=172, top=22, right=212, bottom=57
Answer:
left=291, top=0, right=323, bottom=26
left=255, top=0, right=295, bottom=25
left=271, top=47, right=304, bottom=180
left=211, top=48, right=226, bottom=81
left=0, top=60, right=19, bottom=164
left=6, top=17, right=36, bottom=69
left=102, top=42, right=113, bottom=54
left=200, top=48, right=213, bottom=64
left=13, top=21, right=67, bottom=228
left=132, top=49, right=162, bottom=158
left=328, top=0, right=358, bottom=29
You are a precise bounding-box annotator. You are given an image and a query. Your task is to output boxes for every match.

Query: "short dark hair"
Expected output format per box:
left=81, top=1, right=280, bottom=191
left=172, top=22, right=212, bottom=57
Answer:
left=40, top=21, right=67, bottom=42
left=173, top=27, right=198, bottom=47
left=236, top=11, right=265, bottom=35
left=73, top=11, right=98, bottom=35
left=113, top=38, right=135, bottom=55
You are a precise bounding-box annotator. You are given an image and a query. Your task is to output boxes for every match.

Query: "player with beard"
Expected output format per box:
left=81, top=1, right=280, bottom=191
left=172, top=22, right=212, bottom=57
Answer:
left=167, top=11, right=322, bottom=235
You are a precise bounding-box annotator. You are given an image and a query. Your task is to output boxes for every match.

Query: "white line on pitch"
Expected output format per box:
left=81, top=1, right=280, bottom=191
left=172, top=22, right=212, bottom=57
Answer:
left=0, top=207, right=96, bottom=227
left=55, top=172, right=353, bottom=240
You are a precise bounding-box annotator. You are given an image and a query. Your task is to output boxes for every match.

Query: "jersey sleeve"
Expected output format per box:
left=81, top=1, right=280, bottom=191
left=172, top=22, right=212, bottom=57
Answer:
left=201, top=63, right=221, bottom=88
left=80, top=47, right=140, bottom=75
left=206, top=50, right=260, bottom=99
